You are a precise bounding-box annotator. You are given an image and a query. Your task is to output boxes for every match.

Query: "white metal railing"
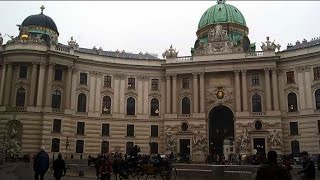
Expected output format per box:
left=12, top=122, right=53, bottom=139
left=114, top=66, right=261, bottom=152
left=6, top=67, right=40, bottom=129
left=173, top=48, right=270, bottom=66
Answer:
left=251, top=112, right=266, bottom=116
left=55, top=46, right=70, bottom=53
left=176, top=56, right=193, bottom=62
left=6, top=106, right=26, bottom=112
left=245, top=51, right=264, bottom=57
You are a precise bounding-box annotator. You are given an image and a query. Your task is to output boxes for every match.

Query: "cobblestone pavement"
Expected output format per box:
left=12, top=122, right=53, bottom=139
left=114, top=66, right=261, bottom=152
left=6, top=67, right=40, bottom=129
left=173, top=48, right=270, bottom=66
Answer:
left=0, top=162, right=319, bottom=180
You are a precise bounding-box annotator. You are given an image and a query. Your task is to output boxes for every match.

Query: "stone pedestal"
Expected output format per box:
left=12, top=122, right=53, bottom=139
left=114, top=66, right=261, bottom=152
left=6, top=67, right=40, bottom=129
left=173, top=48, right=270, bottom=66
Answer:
left=192, top=149, right=205, bottom=163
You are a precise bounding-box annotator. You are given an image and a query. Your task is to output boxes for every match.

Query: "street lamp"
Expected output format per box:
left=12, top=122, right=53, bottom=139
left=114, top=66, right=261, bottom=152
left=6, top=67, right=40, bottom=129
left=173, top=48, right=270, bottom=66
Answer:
left=65, top=137, right=69, bottom=159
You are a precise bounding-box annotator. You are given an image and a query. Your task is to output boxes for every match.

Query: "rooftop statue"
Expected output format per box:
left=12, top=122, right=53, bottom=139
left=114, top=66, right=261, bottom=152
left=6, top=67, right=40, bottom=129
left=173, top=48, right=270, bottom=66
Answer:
left=68, top=36, right=79, bottom=49
left=261, top=36, right=281, bottom=52
left=162, top=45, right=178, bottom=59
left=0, top=33, right=3, bottom=45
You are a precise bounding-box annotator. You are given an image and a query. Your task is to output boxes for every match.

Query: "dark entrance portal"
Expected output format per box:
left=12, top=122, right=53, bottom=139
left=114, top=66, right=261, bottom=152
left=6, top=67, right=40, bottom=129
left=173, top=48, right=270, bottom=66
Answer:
left=179, top=139, right=190, bottom=156
left=209, top=105, right=234, bottom=155
left=253, top=138, right=266, bottom=154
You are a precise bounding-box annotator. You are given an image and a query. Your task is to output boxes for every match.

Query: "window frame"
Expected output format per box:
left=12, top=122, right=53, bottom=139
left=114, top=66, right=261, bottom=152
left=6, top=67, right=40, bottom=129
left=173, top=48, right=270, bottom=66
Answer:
left=150, top=98, right=160, bottom=116
left=54, top=68, right=63, bottom=81
left=52, top=119, right=62, bottom=133
left=126, top=124, right=134, bottom=137
left=77, top=93, right=87, bottom=112
left=182, top=97, right=191, bottom=114
left=151, top=79, right=159, bottom=91
left=104, top=75, right=112, bottom=88
left=289, top=122, right=299, bottom=135
left=51, top=138, right=60, bottom=152
left=126, top=97, right=135, bottom=115
left=79, top=72, right=88, bottom=85
left=287, top=92, right=298, bottom=112
left=313, top=67, right=320, bottom=80
left=286, top=71, right=295, bottom=84
left=128, top=77, right=135, bottom=89
left=51, top=90, right=62, bottom=109
left=19, top=65, right=28, bottom=79
left=251, top=73, right=260, bottom=86
left=151, top=125, right=159, bottom=137
left=76, top=140, right=84, bottom=153
left=16, top=87, right=26, bottom=107
left=182, top=77, right=190, bottom=89
left=101, top=123, right=110, bottom=136
left=252, top=93, right=262, bottom=112
left=77, top=122, right=85, bottom=135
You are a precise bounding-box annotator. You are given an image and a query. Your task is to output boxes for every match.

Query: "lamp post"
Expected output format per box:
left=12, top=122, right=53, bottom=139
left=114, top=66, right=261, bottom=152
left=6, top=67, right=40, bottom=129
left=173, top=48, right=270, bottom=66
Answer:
left=65, top=137, right=69, bottom=159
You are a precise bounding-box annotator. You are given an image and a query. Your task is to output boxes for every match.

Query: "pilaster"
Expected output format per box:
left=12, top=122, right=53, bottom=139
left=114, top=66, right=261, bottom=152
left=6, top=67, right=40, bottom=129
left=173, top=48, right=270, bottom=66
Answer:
left=193, top=73, right=199, bottom=113
left=234, top=70, right=241, bottom=112
left=172, top=74, right=177, bottom=114
left=199, top=72, right=205, bottom=113
left=29, top=62, right=38, bottom=106
left=36, top=63, right=46, bottom=107
left=45, top=63, right=54, bottom=107
left=264, top=68, right=272, bottom=111
left=241, top=69, right=248, bottom=111
left=166, top=75, right=171, bottom=114
left=4, top=63, right=13, bottom=106
left=271, top=68, right=279, bottom=111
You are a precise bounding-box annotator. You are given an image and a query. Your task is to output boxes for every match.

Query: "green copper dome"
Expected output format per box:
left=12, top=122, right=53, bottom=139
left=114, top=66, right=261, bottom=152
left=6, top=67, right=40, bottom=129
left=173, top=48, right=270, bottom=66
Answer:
left=198, top=0, right=246, bottom=30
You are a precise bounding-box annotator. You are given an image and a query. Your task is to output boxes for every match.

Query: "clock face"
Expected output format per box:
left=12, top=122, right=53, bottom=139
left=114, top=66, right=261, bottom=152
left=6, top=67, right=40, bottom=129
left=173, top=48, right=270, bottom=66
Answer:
left=217, top=90, right=224, bottom=99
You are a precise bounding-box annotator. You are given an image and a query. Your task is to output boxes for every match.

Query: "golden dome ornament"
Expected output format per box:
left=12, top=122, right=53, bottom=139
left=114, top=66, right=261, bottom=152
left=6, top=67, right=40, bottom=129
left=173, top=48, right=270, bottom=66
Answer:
left=216, top=90, right=224, bottom=99
left=20, top=34, right=29, bottom=40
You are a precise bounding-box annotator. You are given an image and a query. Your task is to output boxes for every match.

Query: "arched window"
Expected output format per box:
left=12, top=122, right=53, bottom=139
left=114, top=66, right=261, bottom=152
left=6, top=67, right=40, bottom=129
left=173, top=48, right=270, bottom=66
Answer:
left=51, top=90, right=61, bottom=109
left=288, top=92, right=298, bottom=112
left=76, top=140, right=84, bottom=153
left=315, top=89, right=320, bottom=109
left=16, top=88, right=26, bottom=107
left=77, top=93, right=87, bottom=112
left=126, top=97, right=135, bottom=115
left=291, top=140, right=300, bottom=155
left=51, top=138, right=60, bottom=152
left=182, top=97, right=191, bottom=114
left=101, top=141, right=109, bottom=154
left=150, top=98, right=159, bottom=116
left=102, top=96, right=111, bottom=114
left=252, top=94, right=262, bottom=112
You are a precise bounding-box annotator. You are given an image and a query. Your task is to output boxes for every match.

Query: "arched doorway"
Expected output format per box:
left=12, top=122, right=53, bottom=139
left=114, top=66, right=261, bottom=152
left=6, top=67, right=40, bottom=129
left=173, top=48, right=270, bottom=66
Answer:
left=208, top=105, right=234, bottom=155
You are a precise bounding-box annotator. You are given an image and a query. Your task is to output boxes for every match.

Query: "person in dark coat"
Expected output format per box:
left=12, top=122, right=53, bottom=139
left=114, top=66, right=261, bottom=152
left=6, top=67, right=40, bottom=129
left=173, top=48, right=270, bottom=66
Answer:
left=33, top=147, right=50, bottom=180
left=256, top=150, right=291, bottom=180
left=99, top=157, right=113, bottom=180
left=298, top=151, right=315, bottom=180
left=52, top=154, right=66, bottom=180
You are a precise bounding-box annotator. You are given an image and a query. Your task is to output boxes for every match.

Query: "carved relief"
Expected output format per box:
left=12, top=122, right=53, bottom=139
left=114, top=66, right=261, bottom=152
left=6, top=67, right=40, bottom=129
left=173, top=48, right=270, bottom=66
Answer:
left=268, top=129, right=282, bottom=147
left=236, top=128, right=250, bottom=150
left=164, top=127, right=176, bottom=152
left=192, top=130, right=207, bottom=152
left=206, top=86, right=234, bottom=105
left=6, top=120, right=23, bottom=143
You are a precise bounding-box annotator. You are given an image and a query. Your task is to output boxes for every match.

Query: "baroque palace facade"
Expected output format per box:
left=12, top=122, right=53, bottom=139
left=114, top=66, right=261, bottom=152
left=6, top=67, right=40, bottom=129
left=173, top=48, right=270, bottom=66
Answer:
left=1, top=1, right=320, bottom=161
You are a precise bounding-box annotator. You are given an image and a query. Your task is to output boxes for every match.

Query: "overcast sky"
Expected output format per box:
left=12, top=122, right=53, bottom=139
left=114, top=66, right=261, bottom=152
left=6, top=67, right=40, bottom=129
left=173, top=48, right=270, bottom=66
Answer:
left=1, top=1, right=320, bottom=57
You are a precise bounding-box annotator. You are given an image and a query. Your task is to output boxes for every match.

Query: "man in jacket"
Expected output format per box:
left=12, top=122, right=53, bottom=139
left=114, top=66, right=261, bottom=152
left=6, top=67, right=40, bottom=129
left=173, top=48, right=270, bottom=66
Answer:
left=298, top=151, right=315, bottom=180
left=33, top=147, right=49, bottom=180
left=53, top=154, right=66, bottom=180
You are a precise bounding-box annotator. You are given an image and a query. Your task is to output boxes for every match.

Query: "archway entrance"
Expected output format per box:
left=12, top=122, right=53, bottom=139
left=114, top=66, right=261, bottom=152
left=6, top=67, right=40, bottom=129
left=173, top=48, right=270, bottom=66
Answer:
left=208, top=105, right=234, bottom=155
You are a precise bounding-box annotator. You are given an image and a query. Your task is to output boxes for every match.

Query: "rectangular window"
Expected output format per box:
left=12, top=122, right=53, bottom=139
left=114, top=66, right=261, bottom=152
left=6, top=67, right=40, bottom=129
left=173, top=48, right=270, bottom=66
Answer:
left=51, top=138, right=60, bottom=152
left=76, top=140, right=84, bottom=153
left=80, top=73, right=87, bottom=85
left=182, top=77, right=190, bottom=89
left=251, top=74, right=260, bottom=86
left=54, top=68, right=63, bottom=81
left=151, top=79, right=159, bottom=90
left=104, top=76, right=112, bottom=88
left=314, top=67, right=320, bottom=80
left=126, top=142, right=134, bottom=154
left=290, top=122, right=299, bottom=135
left=53, top=119, right=62, bottom=133
left=77, top=122, right=85, bottom=135
left=102, top=123, right=110, bottom=136
left=128, top=78, right=135, bottom=89
left=286, top=71, right=295, bottom=84
left=151, top=125, right=158, bottom=137
left=19, top=65, right=28, bottom=79
left=127, top=124, right=134, bottom=137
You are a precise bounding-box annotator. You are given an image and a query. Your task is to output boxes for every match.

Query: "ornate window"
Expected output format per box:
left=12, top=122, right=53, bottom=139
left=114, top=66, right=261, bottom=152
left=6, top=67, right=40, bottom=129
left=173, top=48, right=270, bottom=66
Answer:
left=181, top=122, right=189, bottom=131
left=53, top=119, right=62, bottom=133
left=150, top=98, right=159, bottom=116
left=182, top=77, right=190, bottom=89
left=291, top=140, right=300, bottom=154
left=102, top=96, right=111, bottom=114
left=76, top=140, right=84, bottom=153
left=54, top=68, right=63, bottom=81
left=79, top=73, right=87, bottom=85
left=287, top=92, right=298, bottom=112
left=19, top=65, right=28, bottom=79
left=151, top=79, right=159, bottom=90
left=51, top=90, right=62, bottom=109
left=101, top=141, right=109, bottom=154
left=182, top=97, right=191, bottom=114
left=77, top=122, right=85, bottom=135
left=128, top=78, right=135, bottom=89
left=315, top=89, right=320, bottom=109
left=252, top=94, right=262, bottom=112
left=126, top=97, right=135, bottom=115
left=251, top=74, right=260, bottom=86
left=77, top=93, right=87, bottom=112
left=313, top=67, right=320, bottom=80
left=286, top=71, right=295, bottom=84
left=289, top=122, right=299, bottom=135
left=151, top=125, right=158, bottom=137
left=126, top=142, right=134, bottom=154
left=51, top=138, right=60, bottom=152
left=254, top=121, right=263, bottom=130
left=101, top=123, right=110, bottom=136
left=16, top=88, right=26, bottom=107
left=104, top=76, right=112, bottom=88
left=150, top=142, right=158, bottom=154
left=127, top=124, right=134, bottom=137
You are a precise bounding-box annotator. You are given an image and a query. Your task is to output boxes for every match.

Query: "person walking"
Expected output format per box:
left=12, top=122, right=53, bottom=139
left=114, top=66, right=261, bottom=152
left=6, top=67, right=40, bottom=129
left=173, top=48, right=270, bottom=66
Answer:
left=33, top=147, right=50, bottom=180
left=52, top=154, right=66, bottom=180
left=256, top=150, right=291, bottom=180
left=298, top=151, right=315, bottom=180
left=99, top=156, right=113, bottom=180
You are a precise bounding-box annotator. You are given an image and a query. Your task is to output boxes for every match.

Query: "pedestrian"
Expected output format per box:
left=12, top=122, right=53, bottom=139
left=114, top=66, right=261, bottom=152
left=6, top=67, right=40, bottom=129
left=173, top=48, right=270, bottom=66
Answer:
left=99, top=157, right=113, bottom=180
left=298, top=151, right=315, bottom=180
left=33, top=147, right=50, bottom=180
left=256, top=150, right=291, bottom=180
left=52, top=154, right=66, bottom=180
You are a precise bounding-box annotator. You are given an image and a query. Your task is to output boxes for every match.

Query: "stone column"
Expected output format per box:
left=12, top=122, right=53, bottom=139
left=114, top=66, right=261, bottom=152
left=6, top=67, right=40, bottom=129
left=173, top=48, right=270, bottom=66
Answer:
left=113, top=76, right=120, bottom=113
left=172, top=74, right=177, bottom=114
left=36, top=63, right=46, bottom=107
left=65, top=66, right=73, bottom=109
left=119, top=75, right=125, bottom=114
left=70, top=68, right=78, bottom=110
left=89, top=71, right=96, bottom=112
left=297, top=68, right=306, bottom=110
left=241, top=70, right=248, bottom=111
left=166, top=75, right=171, bottom=114
left=264, top=68, right=272, bottom=111
left=4, top=63, right=13, bottom=106
left=95, top=73, right=102, bottom=112
left=199, top=73, right=205, bottom=113
left=143, top=77, right=149, bottom=115
left=234, top=70, right=241, bottom=112
left=193, top=73, right=199, bottom=113
left=137, top=76, right=143, bottom=114
left=28, top=62, right=38, bottom=106
left=271, top=68, right=279, bottom=110
left=45, top=63, right=54, bottom=107
left=304, top=66, right=313, bottom=109
left=0, top=64, right=6, bottom=105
